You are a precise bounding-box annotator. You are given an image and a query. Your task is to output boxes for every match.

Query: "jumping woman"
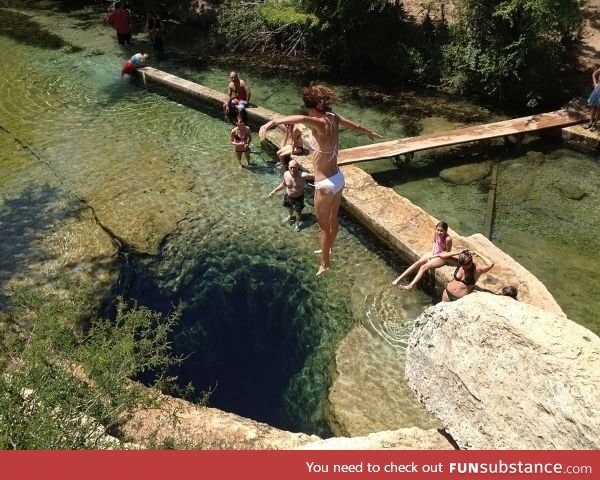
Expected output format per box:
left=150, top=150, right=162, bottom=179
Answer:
left=259, top=84, right=383, bottom=275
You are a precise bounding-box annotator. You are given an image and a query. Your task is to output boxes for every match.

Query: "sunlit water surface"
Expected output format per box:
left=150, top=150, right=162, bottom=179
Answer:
left=1, top=5, right=598, bottom=437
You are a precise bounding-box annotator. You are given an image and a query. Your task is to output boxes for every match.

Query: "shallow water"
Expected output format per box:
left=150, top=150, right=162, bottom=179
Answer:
left=363, top=138, right=600, bottom=333
left=1, top=4, right=597, bottom=438
left=0, top=5, right=437, bottom=436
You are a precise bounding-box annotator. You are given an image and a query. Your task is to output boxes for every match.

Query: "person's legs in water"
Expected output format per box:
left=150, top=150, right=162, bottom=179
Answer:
left=392, top=255, right=428, bottom=285
left=243, top=149, right=252, bottom=166
left=234, top=150, right=243, bottom=168
left=293, top=206, right=303, bottom=231
left=399, top=256, right=447, bottom=290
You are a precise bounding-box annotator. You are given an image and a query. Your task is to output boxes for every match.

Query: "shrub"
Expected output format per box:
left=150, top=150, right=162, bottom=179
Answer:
left=0, top=290, right=182, bottom=449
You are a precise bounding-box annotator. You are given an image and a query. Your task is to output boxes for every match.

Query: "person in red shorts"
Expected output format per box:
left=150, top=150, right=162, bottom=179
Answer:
left=121, top=53, right=148, bottom=77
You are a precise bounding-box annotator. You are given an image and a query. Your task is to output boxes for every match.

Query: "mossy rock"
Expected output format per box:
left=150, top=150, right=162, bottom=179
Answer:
left=439, top=161, right=493, bottom=185
left=558, top=183, right=587, bottom=200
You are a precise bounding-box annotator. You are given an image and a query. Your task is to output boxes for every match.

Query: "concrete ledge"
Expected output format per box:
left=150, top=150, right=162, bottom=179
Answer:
left=135, top=66, right=565, bottom=316
left=562, top=123, right=600, bottom=153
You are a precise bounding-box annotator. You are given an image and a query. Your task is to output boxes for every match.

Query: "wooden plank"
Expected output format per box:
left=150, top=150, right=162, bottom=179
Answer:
left=483, top=161, right=500, bottom=239
left=337, top=109, right=587, bottom=165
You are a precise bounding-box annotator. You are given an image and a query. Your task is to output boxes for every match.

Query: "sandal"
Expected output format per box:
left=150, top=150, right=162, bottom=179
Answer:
left=583, top=123, right=593, bottom=129
left=591, top=125, right=598, bottom=132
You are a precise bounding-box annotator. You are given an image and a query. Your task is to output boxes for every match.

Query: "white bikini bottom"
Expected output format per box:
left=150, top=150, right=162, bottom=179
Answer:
left=314, top=170, right=345, bottom=195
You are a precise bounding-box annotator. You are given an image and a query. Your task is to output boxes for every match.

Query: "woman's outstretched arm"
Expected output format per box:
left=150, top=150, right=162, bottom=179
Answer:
left=260, top=115, right=318, bottom=139
left=337, top=114, right=384, bottom=140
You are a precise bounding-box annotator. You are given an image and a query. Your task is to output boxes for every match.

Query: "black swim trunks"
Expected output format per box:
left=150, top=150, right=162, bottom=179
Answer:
left=283, top=193, right=305, bottom=212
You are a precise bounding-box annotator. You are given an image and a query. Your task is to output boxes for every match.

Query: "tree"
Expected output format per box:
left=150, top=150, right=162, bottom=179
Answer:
left=297, top=0, right=430, bottom=82
left=443, top=0, right=582, bottom=110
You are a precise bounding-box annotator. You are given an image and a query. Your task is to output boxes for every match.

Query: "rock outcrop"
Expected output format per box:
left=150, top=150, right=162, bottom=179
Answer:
left=121, top=391, right=452, bottom=450
left=298, top=427, right=454, bottom=450
left=122, top=393, right=319, bottom=449
left=406, top=293, right=600, bottom=449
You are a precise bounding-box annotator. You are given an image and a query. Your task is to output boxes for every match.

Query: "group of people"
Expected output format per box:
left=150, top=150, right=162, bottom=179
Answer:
left=391, top=221, right=517, bottom=302
left=122, top=55, right=515, bottom=297
left=106, top=2, right=166, bottom=52
left=235, top=77, right=505, bottom=292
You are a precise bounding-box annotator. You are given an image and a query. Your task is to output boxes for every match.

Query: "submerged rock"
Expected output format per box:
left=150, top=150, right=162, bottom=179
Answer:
left=558, top=183, right=587, bottom=200
left=406, top=294, right=600, bottom=449
left=439, top=161, right=493, bottom=185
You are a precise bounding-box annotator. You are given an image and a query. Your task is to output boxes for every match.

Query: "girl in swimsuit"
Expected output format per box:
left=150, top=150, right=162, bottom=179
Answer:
left=438, top=249, right=495, bottom=302
left=259, top=84, right=383, bottom=276
left=230, top=115, right=252, bottom=168
left=392, top=221, right=452, bottom=290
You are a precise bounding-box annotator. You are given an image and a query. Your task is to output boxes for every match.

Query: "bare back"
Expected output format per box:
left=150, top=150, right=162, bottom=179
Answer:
left=309, top=112, right=339, bottom=181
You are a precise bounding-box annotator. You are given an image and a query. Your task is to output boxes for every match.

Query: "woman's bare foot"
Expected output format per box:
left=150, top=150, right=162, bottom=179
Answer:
left=316, top=263, right=330, bottom=276
left=399, top=285, right=413, bottom=291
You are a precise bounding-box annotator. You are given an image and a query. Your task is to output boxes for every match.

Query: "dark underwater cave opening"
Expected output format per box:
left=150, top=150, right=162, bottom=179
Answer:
left=119, top=246, right=340, bottom=437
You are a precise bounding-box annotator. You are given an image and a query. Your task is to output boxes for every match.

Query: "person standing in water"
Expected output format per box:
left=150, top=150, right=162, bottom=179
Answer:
left=268, top=159, right=313, bottom=232
left=106, top=2, right=133, bottom=46
left=392, top=221, right=452, bottom=290
left=260, top=84, right=383, bottom=276
left=230, top=115, right=252, bottom=168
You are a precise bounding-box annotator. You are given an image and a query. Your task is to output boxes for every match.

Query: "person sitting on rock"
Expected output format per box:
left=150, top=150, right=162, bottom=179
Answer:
left=392, top=221, right=452, bottom=290
left=223, top=71, right=251, bottom=123
left=440, top=249, right=494, bottom=302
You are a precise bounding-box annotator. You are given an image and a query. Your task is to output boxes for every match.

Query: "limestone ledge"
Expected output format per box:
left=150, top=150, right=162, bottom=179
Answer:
left=121, top=390, right=452, bottom=450
left=406, top=293, right=600, bottom=449
left=562, top=123, right=600, bottom=153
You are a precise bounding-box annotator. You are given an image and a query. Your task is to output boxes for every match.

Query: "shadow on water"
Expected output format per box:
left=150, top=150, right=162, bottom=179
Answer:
left=0, top=184, right=69, bottom=306
left=0, top=8, right=81, bottom=51
left=369, top=134, right=564, bottom=189
left=119, top=239, right=348, bottom=437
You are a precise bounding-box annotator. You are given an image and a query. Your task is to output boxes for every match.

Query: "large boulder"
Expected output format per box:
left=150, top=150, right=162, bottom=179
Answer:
left=406, top=293, right=600, bottom=449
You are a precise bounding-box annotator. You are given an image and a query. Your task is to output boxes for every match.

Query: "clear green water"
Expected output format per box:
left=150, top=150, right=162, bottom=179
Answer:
left=362, top=138, right=600, bottom=333
left=0, top=5, right=436, bottom=436
left=1, top=4, right=597, bottom=438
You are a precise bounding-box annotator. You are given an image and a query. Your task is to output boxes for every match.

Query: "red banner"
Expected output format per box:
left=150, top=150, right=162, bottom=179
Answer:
left=1, top=450, right=598, bottom=480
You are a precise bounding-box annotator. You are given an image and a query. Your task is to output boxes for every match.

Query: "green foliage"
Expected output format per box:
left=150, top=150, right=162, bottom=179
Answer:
left=0, top=290, right=182, bottom=449
left=442, top=0, right=582, bottom=110
left=215, top=1, right=317, bottom=55
left=296, top=0, right=447, bottom=84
